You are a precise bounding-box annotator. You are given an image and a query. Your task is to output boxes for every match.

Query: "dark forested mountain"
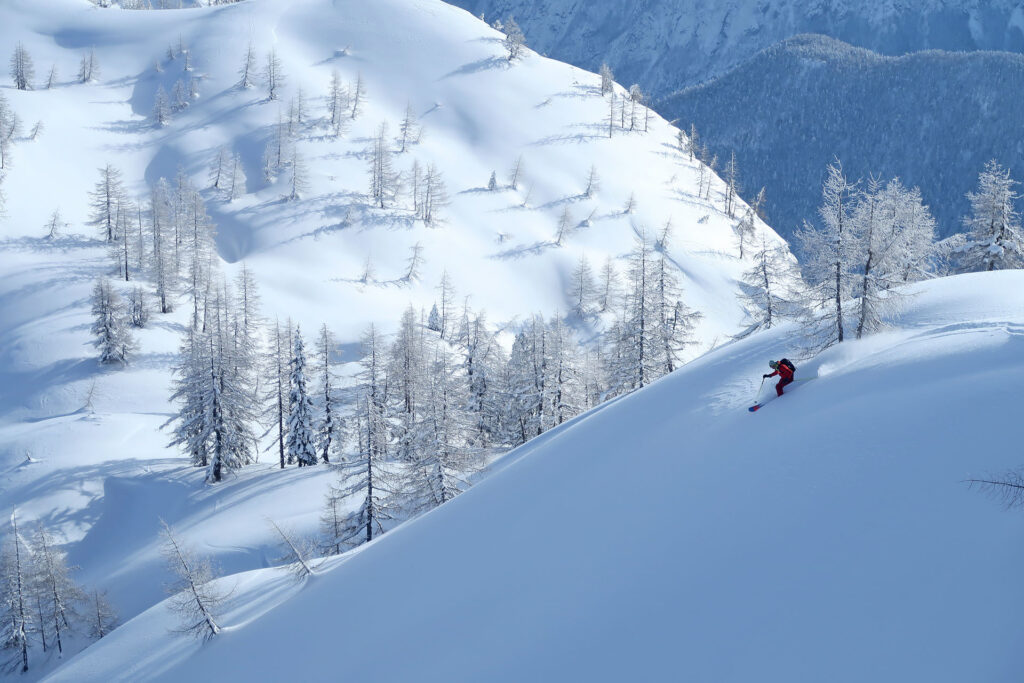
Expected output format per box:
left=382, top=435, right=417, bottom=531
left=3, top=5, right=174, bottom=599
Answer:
left=447, top=0, right=1024, bottom=95
left=664, top=35, right=1024, bottom=237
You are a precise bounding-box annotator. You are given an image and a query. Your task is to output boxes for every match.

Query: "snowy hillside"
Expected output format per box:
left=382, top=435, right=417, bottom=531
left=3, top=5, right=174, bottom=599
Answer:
left=448, top=0, right=1024, bottom=94
left=0, top=0, right=783, bottom=677
left=665, top=35, right=1024, bottom=237
left=46, top=271, right=1024, bottom=682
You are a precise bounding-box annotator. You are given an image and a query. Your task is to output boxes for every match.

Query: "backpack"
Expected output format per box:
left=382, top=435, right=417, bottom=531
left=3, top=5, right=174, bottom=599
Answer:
left=779, top=358, right=796, bottom=373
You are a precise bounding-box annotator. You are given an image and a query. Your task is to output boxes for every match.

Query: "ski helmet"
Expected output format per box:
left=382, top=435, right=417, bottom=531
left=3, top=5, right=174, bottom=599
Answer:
left=768, top=360, right=779, bottom=369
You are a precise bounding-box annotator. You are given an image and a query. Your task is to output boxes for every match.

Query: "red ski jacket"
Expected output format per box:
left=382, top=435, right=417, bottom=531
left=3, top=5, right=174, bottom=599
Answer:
left=768, top=363, right=794, bottom=381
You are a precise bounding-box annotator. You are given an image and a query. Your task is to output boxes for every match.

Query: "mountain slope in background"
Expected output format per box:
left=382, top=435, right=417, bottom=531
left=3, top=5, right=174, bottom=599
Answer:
left=47, top=271, right=1024, bottom=682
left=664, top=35, right=1024, bottom=236
left=446, top=0, right=1024, bottom=94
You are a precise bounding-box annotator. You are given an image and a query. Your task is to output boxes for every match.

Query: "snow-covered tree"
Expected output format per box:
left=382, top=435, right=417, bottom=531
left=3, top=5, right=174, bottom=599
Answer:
left=738, top=236, right=797, bottom=337
left=327, top=70, right=350, bottom=137
left=1, top=512, right=32, bottom=673
left=153, top=85, right=171, bottom=126
left=44, top=64, right=57, bottom=90
left=368, top=122, right=397, bottom=209
left=795, top=160, right=857, bottom=349
left=288, top=147, right=309, bottom=200
left=238, top=40, right=256, bottom=89
left=9, top=44, right=34, bottom=91
left=128, top=286, right=150, bottom=328
left=286, top=328, right=318, bottom=467
left=262, top=319, right=291, bottom=469
left=436, top=270, right=456, bottom=340
left=171, top=79, right=188, bottom=112
left=555, top=206, right=574, bottom=246
left=334, top=325, right=395, bottom=546
left=209, top=147, right=229, bottom=192
left=228, top=153, right=246, bottom=201
left=723, top=151, right=740, bottom=218
left=598, top=255, right=621, bottom=313
left=398, top=102, right=419, bottom=153
left=389, top=307, right=425, bottom=463
left=87, top=590, right=117, bottom=640
left=420, top=163, right=448, bottom=225
left=350, top=72, right=365, bottom=119
left=599, top=62, right=614, bottom=95
left=314, top=324, right=341, bottom=464
left=427, top=303, right=442, bottom=332
left=89, top=165, right=126, bottom=242
left=404, top=242, right=424, bottom=282
left=78, top=49, right=99, bottom=83
left=488, top=171, right=498, bottom=191
left=569, top=254, right=597, bottom=318
left=508, top=154, right=523, bottom=191
left=91, top=279, right=133, bottom=365
left=960, top=159, right=1024, bottom=272
left=584, top=165, right=600, bottom=198
left=504, top=17, right=526, bottom=61
left=160, top=520, right=222, bottom=640
left=30, top=525, right=84, bottom=657
left=264, top=48, right=284, bottom=101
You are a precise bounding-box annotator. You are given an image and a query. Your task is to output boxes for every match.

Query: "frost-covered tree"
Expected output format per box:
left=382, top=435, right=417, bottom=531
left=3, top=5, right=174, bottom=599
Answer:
left=420, top=163, right=448, bottom=225
left=606, top=90, right=617, bottom=138
left=44, top=64, right=57, bottom=90
left=0, top=92, right=19, bottom=171
left=734, top=187, right=764, bottom=259
left=327, top=70, right=350, bottom=137
left=153, top=85, right=171, bottom=126
left=238, top=40, right=256, bottom=89
left=78, top=49, right=99, bottom=83
left=504, top=16, right=526, bottom=61
left=427, top=303, right=442, bottom=332
left=286, top=328, right=318, bottom=467
left=508, top=154, right=523, bottom=191
left=209, top=147, right=229, bottom=192
left=350, top=72, right=365, bottom=119
left=314, top=324, right=341, bottom=464
left=87, top=590, right=117, bottom=640
left=334, top=326, right=395, bottom=546
left=171, top=79, right=188, bottom=112
left=960, top=159, right=1024, bottom=272
left=288, top=147, right=309, bottom=200
left=584, top=165, right=600, bottom=198
left=30, top=525, right=83, bottom=657
left=569, top=254, right=597, bottom=318
left=91, top=279, right=133, bottom=365
left=599, top=62, right=614, bottom=95
left=89, top=165, right=127, bottom=242
left=128, top=286, right=149, bottom=328
left=851, top=176, right=936, bottom=338
left=723, top=151, right=740, bottom=218
left=436, top=270, right=456, bottom=340
left=555, top=206, right=574, bottom=246
left=262, top=319, right=291, bottom=469
left=398, top=102, right=419, bottom=153
left=368, top=122, right=397, bottom=209
left=599, top=255, right=620, bottom=313
left=264, top=48, right=284, bottom=101
left=738, top=236, right=797, bottom=337
left=1, top=512, right=32, bottom=673
left=388, top=307, right=425, bottom=463
left=228, top=153, right=246, bottom=201
left=505, top=316, right=547, bottom=444
left=488, top=171, right=498, bottom=191
left=795, top=160, right=857, bottom=349
left=9, top=44, right=34, bottom=91
left=160, top=520, right=222, bottom=640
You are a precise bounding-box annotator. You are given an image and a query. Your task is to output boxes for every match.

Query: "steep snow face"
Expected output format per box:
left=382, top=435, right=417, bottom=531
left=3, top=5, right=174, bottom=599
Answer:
left=664, top=35, right=1024, bottom=237
left=0, top=0, right=781, bottom=676
left=46, top=271, right=1024, bottom=682
left=447, top=0, right=1024, bottom=94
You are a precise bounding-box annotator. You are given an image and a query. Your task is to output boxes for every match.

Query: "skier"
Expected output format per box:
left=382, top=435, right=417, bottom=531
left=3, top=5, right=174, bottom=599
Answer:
left=763, top=359, right=795, bottom=397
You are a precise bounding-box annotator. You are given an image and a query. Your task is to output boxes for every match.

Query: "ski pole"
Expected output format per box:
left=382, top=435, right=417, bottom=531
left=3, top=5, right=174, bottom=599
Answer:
left=754, top=377, right=765, bottom=404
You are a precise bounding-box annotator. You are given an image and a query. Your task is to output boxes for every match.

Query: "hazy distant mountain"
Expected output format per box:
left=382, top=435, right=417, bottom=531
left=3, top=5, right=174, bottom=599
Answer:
left=447, top=0, right=1024, bottom=95
left=664, top=35, right=1024, bottom=237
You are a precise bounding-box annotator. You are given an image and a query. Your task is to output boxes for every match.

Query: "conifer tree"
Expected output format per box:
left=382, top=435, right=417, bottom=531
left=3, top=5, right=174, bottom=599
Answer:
left=91, top=279, right=134, bottom=365
left=1, top=512, right=32, bottom=673
left=286, top=328, right=317, bottom=467
left=9, top=44, right=34, bottom=91
left=961, top=159, right=1024, bottom=272
left=160, top=521, right=222, bottom=640
left=31, top=525, right=83, bottom=657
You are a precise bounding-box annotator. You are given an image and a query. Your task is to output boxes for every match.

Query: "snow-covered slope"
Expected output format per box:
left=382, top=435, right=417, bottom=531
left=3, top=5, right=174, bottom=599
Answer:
left=447, top=0, right=1024, bottom=94
left=664, top=35, right=1024, bottom=236
left=47, top=271, right=1024, bottom=682
left=0, top=0, right=781, bottom=676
